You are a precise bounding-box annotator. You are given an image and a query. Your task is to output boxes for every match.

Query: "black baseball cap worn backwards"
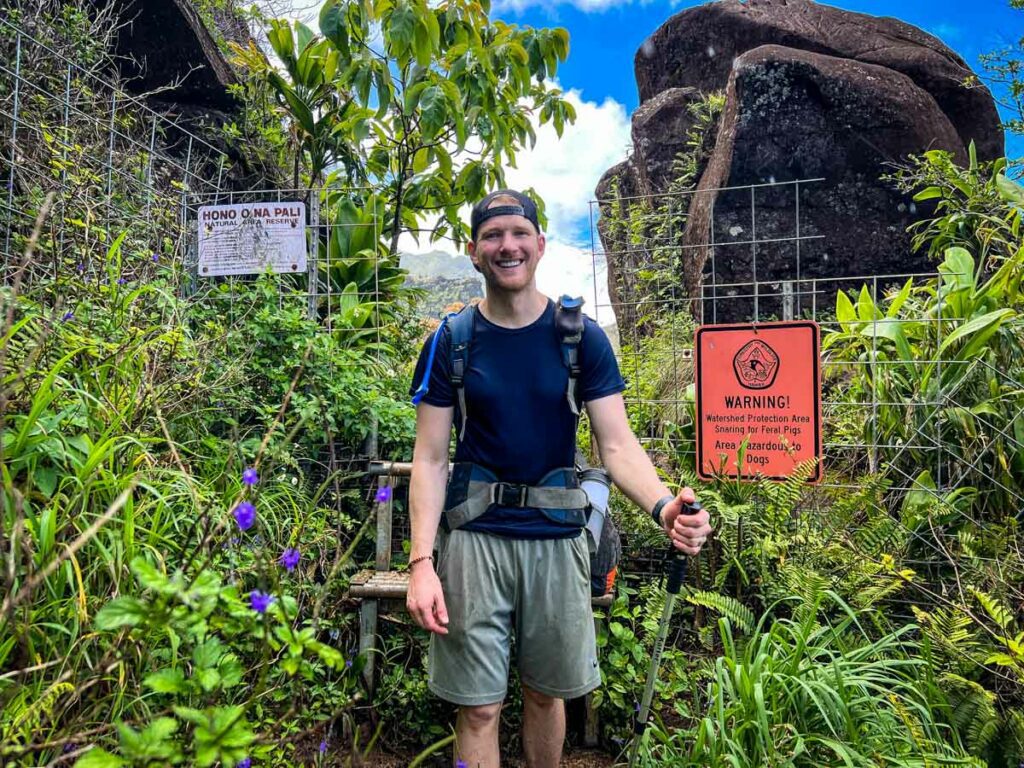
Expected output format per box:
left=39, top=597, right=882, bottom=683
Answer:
left=470, top=189, right=541, bottom=241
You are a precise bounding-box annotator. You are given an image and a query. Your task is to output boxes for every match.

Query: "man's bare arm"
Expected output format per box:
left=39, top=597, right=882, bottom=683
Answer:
left=586, top=393, right=712, bottom=556
left=585, top=393, right=671, bottom=512
left=407, top=402, right=454, bottom=634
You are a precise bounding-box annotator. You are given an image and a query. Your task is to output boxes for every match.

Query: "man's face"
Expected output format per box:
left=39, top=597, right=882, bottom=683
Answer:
left=468, top=214, right=546, bottom=293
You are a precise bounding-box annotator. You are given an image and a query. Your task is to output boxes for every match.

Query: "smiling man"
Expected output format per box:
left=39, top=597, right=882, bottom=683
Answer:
left=407, top=189, right=712, bottom=768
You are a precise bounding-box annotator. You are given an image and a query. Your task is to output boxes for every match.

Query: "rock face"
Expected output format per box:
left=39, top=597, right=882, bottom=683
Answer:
left=100, top=0, right=244, bottom=110
left=599, top=0, right=1003, bottom=324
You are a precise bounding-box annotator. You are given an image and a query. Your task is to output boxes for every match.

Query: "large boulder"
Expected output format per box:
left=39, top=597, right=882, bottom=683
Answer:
left=599, top=0, right=1003, bottom=325
left=631, top=87, right=703, bottom=194
left=98, top=0, right=244, bottom=110
left=683, top=44, right=967, bottom=320
left=635, top=0, right=1001, bottom=160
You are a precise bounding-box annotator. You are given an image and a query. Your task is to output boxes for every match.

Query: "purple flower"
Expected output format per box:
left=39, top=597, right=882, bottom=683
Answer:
left=345, top=659, right=353, bottom=669
left=249, top=590, right=274, bottom=614
left=63, top=743, right=76, bottom=753
left=151, top=253, right=159, bottom=262
left=117, top=277, right=127, bottom=285
left=280, top=547, right=301, bottom=571
left=238, top=758, right=252, bottom=768
left=62, top=310, right=74, bottom=322
left=233, top=501, right=256, bottom=531
left=76, top=262, right=84, bottom=274
left=375, top=486, right=392, bottom=504
left=319, top=739, right=327, bottom=754
left=456, top=760, right=468, bottom=768
left=242, top=467, right=259, bottom=486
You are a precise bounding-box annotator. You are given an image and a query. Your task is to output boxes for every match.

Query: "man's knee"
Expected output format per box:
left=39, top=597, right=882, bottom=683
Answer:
left=459, top=701, right=502, bottom=732
left=522, top=685, right=560, bottom=711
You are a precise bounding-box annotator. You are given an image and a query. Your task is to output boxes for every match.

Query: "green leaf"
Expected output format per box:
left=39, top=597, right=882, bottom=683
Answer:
left=413, top=18, right=432, bottom=68
left=855, top=284, right=879, bottom=322
left=219, top=656, right=244, bottom=688
left=835, top=290, right=857, bottom=331
left=94, top=597, right=148, bottom=631
left=941, top=247, right=975, bottom=292
left=193, top=638, right=225, bottom=669
left=885, top=278, right=914, bottom=318
left=418, top=85, right=447, bottom=141
left=34, top=465, right=57, bottom=497
left=144, top=668, right=188, bottom=694
left=313, top=641, right=345, bottom=669
left=75, top=748, right=126, bottom=768
left=997, top=173, right=1024, bottom=207
left=295, top=21, right=315, bottom=55
left=388, top=4, right=416, bottom=57
left=937, top=308, right=1014, bottom=360
left=197, top=667, right=222, bottom=692
left=268, top=73, right=315, bottom=136
left=319, top=0, right=350, bottom=55
left=131, top=557, right=174, bottom=595
left=412, top=146, right=430, bottom=173
left=912, top=186, right=943, bottom=202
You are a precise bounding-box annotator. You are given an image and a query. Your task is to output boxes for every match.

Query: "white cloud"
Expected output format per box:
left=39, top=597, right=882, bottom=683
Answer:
left=505, top=87, right=630, bottom=243
left=399, top=86, right=629, bottom=326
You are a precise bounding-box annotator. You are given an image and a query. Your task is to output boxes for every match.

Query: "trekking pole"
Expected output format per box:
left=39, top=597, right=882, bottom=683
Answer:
left=627, top=501, right=702, bottom=768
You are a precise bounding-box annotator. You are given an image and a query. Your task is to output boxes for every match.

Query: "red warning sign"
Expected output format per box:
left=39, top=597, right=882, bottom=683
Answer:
left=695, top=321, right=822, bottom=482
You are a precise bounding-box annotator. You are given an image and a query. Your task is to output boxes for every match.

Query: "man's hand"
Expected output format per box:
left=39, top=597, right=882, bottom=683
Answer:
left=660, top=487, right=713, bottom=556
left=407, top=562, right=449, bottom=635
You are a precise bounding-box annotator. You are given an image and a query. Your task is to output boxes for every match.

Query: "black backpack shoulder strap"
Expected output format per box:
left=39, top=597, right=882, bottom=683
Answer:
left=447, top=304, right=476, bottom=441
left=555, top=295, right=585, bottom=415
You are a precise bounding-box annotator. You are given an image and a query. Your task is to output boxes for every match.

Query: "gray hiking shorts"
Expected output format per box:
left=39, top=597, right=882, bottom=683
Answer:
left=428, top=529, right=601, bottom=706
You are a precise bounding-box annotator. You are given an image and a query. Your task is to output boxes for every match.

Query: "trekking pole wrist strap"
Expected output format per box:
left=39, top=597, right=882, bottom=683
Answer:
left=651, top=495, right=675, bottom=528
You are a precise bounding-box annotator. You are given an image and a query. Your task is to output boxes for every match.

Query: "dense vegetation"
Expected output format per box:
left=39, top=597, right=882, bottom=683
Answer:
left=2, top=1, right=1024, bottom=766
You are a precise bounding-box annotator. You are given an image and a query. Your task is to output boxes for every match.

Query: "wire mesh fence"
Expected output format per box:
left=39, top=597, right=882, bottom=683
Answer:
left=590, top=180, right=1024, bottom=598
left=0, top=14, right=393, bottom=562
left=0, top=15, right=228, bottom=285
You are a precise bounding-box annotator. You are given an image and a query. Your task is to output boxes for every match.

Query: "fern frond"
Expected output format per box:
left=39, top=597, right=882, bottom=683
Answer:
left=762, top=458, right=818, bottom=527
left=940, top=672, right=999, bottom=752
left=1005, top=708, right=1024, bottom=763
left=5, top=681, right=74, bottom=744
left=685, top=589, right=755, bottom=634
left=853, top=569, right=913, bottom=610
left=968, top=586, right=1015, bottom=631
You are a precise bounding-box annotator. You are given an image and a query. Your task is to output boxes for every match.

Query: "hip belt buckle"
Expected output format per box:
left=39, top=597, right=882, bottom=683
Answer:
left=492, top=482, right=528, bottom=507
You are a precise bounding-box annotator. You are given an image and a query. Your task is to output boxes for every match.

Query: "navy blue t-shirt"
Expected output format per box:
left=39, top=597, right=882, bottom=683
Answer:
left=409, top=299, right=626, bottom=539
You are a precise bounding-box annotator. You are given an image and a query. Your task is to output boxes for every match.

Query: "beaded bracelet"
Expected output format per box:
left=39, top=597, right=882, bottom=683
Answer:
left=408, top=555, right=434, bottom=570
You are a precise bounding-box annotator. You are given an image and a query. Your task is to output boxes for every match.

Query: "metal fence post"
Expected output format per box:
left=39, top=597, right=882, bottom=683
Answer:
left=782, top=281, right=794, bottom=321
left=308, top=188, right=319, bottom=321
left=4, top=31, right=22, bottom=261
left=750, top=185, right=758, bottom=321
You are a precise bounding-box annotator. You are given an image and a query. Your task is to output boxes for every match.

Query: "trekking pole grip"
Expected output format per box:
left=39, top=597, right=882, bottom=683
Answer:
left=666, top=501, right=702, bottom=595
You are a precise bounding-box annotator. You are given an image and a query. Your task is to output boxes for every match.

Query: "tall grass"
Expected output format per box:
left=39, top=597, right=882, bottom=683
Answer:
left=635, top=594, right=981, bottom=767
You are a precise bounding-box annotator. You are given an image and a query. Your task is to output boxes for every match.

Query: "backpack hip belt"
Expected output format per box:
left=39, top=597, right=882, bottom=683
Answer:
left=442, top=462, right=590, bottom=531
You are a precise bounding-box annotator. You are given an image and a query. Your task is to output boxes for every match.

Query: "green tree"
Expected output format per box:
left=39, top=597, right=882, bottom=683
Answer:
left=252, top=0, right=576, bottom=256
